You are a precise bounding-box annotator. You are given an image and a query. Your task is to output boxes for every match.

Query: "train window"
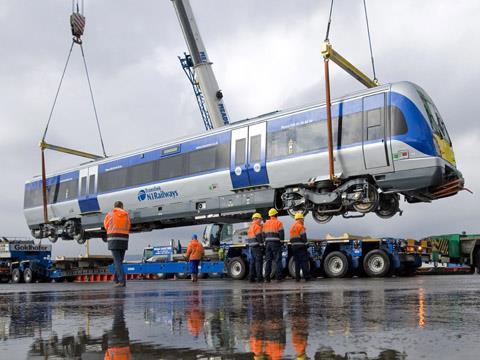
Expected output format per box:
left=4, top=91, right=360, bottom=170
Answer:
left=157, top=153, right=186, bottom=180
left=98, top=167, right=128, bottom=193
left=295, top=121, right=326, bottom=153
left=267, top=129, right=289, bottom=159
left=235, top=139, right=246, bottom=166
left=80, top=177, right=87, bottom=196
left=188, top=146, right=217, bottom=174
left=48, top=183, right=59, bottom=204
left=57, top=179, right=79, bottom=202
left=250, top=135, right=262, bottom=163
left=127, top=161, right=155, bottom=188
left=391, top=107, right=408, bottom=136
left=216, top=142, right=231, bottom=169
left=338, top=112, right=362, bottom=146
left=24, top=186, right=44, bottom=208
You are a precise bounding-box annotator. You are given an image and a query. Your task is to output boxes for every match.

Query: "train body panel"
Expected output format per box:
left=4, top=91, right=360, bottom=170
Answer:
left=23, top=81, right=464, bottom=241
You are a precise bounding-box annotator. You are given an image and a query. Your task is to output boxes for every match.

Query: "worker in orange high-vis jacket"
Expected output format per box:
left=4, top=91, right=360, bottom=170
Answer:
left=186, top=234, right=204, bottom=282
left=248, top=213, right=264, bottom=283
left=104, top=301, right=131, bottom=360
left=104, top=201, right=131, bottom=287
left=262, top=208, right=284, bottom=282
left=290, top=213, right=311, bottom=282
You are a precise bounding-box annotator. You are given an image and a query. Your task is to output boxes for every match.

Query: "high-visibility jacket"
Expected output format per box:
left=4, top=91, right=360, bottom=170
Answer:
left=265, top=340, right=285, bottom=360
left=247, top=220, right=263, bottom=246
left=262, top=217, right=284, bottom=242
left=186, top=239, right=204, bottom=260
left=290, top=220, right=307, bottom=246
left=104, top=208, right=131, bottom=250
left=104, top=346, right=132, bottom=360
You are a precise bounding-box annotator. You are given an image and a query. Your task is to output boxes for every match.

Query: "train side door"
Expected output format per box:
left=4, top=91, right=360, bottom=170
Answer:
left=247, top=122, right=269, bottom=186
left=78, top=167, right=100, bottom=213
left=230, top=128, right=250, bottom=188
left=362, top=93, right=391, bottom=169
left=230, top=123, right=269, bottom=189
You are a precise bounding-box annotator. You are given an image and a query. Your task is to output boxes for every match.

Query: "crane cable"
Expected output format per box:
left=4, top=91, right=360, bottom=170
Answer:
left=363, top=0, right=378, bottom=83
left=41, top=0, right=107, bottom=157
left=323, top=0, right=379, bottom=83
left=324, top=0, right=334, bottom=42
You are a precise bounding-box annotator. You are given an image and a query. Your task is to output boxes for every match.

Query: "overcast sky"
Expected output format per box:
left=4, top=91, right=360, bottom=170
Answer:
left=1, top=1, right=479, bottom=257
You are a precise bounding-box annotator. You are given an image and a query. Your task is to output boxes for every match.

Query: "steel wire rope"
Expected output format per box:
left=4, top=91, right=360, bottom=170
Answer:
left=363, top=0, right=378, bottom=83
left=79, top=43, right=107, bottom=157
left=42, top=41, right=75, bottom=142
left=324, top=0, right=334, bottom=42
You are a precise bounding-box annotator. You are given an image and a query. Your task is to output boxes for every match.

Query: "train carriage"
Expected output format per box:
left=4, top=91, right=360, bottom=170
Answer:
left=24, top=81, right=463, bottom=243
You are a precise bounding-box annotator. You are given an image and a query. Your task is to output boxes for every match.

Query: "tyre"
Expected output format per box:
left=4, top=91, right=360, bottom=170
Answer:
left=156, top=273, right=167, bottom=280
left=175, top=272, right=188, bottom=279
left=12, top=268, right=22, bottom=284
left=23, top=268, right=34, bottom=284
left=197, top=273, right=208, bottom=279
left=363, top=250, right=390, bottom=278
left=262, top=260, right=277, bottom=279
left=288, top=257, right=311, bottom=278
left=323, top=251, right=349, bottom=278
left=227, top=257, right=247, bottom=280
left=65, top=276, right=76, bottom=282
left=375, top=193, right=399, bottom=219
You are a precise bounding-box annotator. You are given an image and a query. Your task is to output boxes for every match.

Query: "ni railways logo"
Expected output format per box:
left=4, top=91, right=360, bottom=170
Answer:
left=137, top=186, right=179, bottom=202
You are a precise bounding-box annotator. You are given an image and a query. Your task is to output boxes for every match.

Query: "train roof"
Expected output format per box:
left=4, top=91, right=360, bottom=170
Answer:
left=29, top=81, right=420, bottom=182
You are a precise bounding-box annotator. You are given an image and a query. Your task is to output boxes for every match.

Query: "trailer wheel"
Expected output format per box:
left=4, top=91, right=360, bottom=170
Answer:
left=176, top=273, right=188, bottom=280
left=288, top=257, right=311, bottom=278
left=363, top=250, right=390, bottom=277
left=262, top=260, right=277, bottom=279
left=324, top=251, right=349, bottom=278
left=227, top=257, right=247, bottom=280
left=23, top=268, right=34, bottom=284
left=12, top=268, right=22, bottom=284
left=197, top=273, right=207, bottom=279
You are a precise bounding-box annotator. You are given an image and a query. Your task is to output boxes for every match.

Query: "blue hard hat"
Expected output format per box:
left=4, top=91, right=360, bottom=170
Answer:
left=192, top=234, right=197, bottom=239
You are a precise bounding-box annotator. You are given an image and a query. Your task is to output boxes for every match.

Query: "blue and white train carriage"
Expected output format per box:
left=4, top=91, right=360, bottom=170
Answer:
left=24, top=81, right=464, bottom=243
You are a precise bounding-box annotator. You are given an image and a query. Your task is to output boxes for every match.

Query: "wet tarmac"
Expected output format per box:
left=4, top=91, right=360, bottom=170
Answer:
left=1, top=275, right=480, bottom=359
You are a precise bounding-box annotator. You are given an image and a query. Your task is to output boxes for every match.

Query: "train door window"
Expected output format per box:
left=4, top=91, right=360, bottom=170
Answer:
left=88, top=174, right=96, bottom=194
left=80, top=177, right=87, bottom=196
left=235, top=138, right=246, bottom=166
left=366, top=107, right=384, bottom=141
left=249, top=135, right=261, bottom=163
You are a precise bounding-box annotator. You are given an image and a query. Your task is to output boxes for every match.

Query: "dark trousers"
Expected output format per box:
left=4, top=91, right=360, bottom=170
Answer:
left=292, top=246, right=310, bottom=280
left=249, top=246, right=264, bottom=281
left=111, top=249, right=126, bottom=284
left=265, top=241, right=283, bottom=280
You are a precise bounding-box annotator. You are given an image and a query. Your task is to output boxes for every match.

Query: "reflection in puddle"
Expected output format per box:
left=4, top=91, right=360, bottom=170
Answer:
left=0, top=283, right=478, bottom=359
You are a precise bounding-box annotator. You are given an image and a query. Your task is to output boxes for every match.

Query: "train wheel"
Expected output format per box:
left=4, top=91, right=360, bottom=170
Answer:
left=12, top=268, right=22, bottom=284
left=353, top=186, right=379, bottom=213
left=363, top=250, right=390, bottom=277
left=375, top=193, right=399, bottom=219
left=23, top=268, right=34, bottom=284
left=227, top=257, right=247, bottom=280
left=323, top=251, right=349, bottom=278
left=48, top=235, right=58, bottom=243
left=312, top=207, right=333, bottom=224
